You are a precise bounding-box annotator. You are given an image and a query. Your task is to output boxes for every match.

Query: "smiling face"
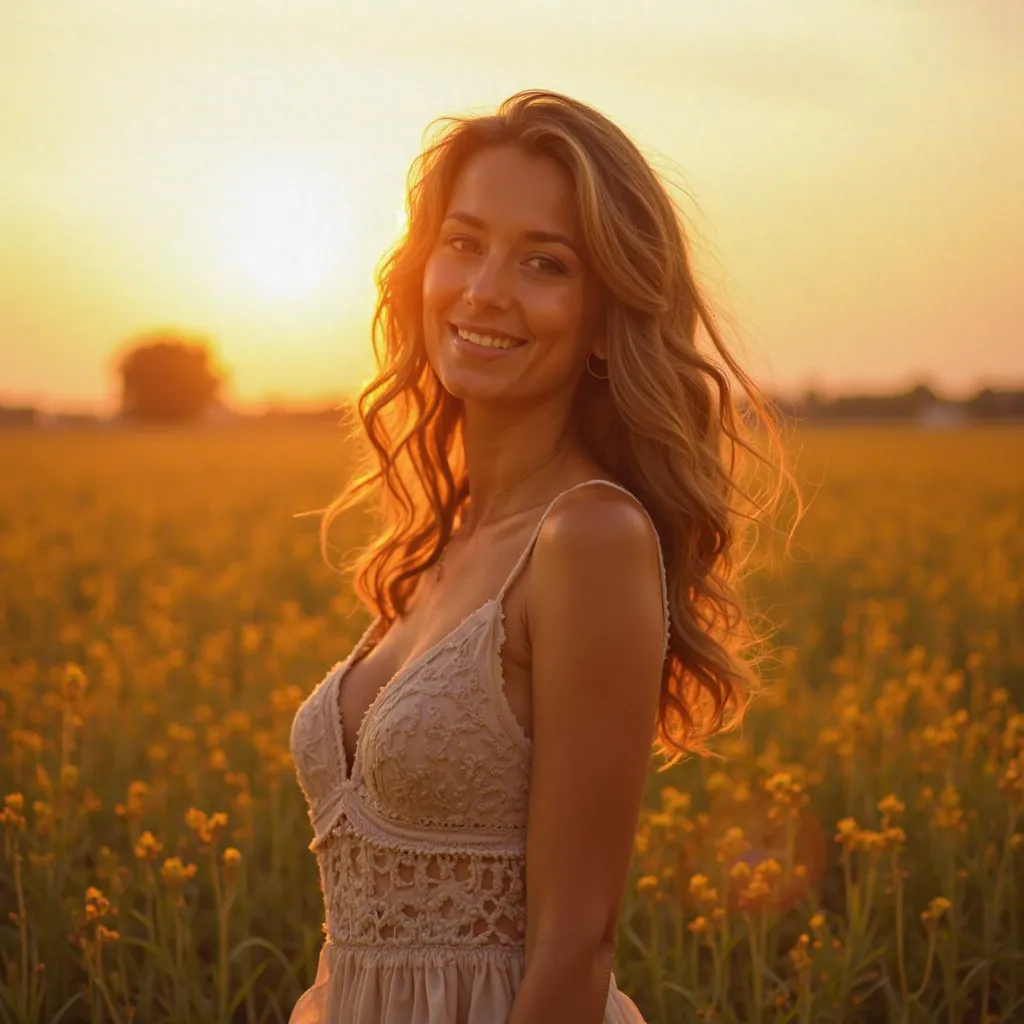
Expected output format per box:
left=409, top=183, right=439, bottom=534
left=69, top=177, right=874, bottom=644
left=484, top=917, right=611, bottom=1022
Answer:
left=422, top=143, right=602, bottom=405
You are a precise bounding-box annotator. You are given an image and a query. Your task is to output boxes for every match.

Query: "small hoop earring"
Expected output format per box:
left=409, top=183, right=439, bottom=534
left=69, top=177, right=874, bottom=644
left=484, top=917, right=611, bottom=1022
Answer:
left=586, top=352, right=610, bottom=380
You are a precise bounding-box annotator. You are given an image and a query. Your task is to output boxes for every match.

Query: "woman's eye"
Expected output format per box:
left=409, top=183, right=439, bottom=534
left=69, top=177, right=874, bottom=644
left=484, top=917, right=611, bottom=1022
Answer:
left=446, top=235, right=478, bottom=253
left=526, top=255, right=564, bottom=274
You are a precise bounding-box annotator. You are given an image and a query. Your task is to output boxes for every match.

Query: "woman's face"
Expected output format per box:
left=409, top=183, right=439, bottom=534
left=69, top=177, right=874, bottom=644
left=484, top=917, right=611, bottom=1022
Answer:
left=422, top=143, right=601, bottom=405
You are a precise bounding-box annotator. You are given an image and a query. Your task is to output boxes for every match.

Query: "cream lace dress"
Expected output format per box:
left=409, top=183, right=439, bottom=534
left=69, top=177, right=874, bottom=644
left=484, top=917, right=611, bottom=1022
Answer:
left=289, top=479, right=669, bottom=1023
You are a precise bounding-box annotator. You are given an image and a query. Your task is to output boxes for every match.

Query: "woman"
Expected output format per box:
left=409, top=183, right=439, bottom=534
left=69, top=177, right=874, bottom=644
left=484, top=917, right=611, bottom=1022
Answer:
left=289, top=89, right=796, bottom=1023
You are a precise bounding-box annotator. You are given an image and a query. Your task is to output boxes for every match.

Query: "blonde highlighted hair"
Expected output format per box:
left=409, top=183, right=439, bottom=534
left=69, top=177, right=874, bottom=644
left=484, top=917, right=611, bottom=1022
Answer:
left=320, top=89, right=802, bottom=765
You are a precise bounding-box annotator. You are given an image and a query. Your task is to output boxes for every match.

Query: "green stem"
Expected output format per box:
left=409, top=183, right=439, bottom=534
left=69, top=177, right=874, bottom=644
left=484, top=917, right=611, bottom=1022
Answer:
left=11, top=843, right=29, bottom=1019
left=745, top=913, right=764, bottom=1018
left=649, top=901, right=666, bottom=1023
left=946, top=855, right=958, bottom=1024
left=174, top=901, right=185, bottom=1022
left=892, top=855, right=909, bottom=1023
left=708, top=930, right=722, bottom=1018
left=798, top=970, right=812, bottom=1024
left=91, top=940, right=124, bottom=1024
left=911, top=926, right=937, bottom=1001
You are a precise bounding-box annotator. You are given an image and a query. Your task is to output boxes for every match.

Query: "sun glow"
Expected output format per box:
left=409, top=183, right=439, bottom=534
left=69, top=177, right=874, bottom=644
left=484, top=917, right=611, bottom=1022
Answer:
left=217, top=165, right=362, bottom=302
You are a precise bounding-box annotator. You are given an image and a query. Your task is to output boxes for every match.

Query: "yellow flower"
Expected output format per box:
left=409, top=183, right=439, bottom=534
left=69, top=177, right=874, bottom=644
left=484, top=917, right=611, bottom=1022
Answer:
left=789, top=933, right=812, bottom=972
left=160, top=857, right=198, bottom=887
left=817, top=727, right=842, bottom=748
left=84, top=887, right=111, bottom=922
left=184, top=807, right=206, bottom=832
left=222, top=847, right=242, bottom=866
left=851, top=830, right=888, bottom=856
left=1, top=794, right=26, bottom=831
left=147, top=743, right=168, bottom=764
left=835, top=817, right=859, bottom=850
left=809, top=913, right=826, bottom=932
left=185, top=808, right=229, bottom=845
left=134, top=831, right=163, bottom=861
left=882, top=827, right=907, bottom=853
left=921, top=896, right=952, bottom=924
left=715, top=826, right=750, bottom=864
left=755, top=858, right=783, bottom=880
left=1000, top=759, right=1023, bottom=800
left=878, top=794, right=905, bottom=819
left=739, top=877, right=772, bottom=907
left=59, top=662, right=88, bottom=703
left=224, top=711, right=251, bottom=733
left=10, top=729, right=44, bottom=761
left=115, top=780, right=150, bottom=821
left=35, top=765, right=53, bottom=795
left=687, top=916, right=709, bottom=934
left=730, top=861, right=752, bottom=882
left=636, top=875, right=659, bottom=895
left=688, top=874, right=719, bottom=907
left=167, top=722, right=196, bottom=744
left=731, top=781, right=752, bottom=804
left=659, top=786, right=690, bottom=814
left=705, top=771, right=733, bottom=793
left=931, top=785, right=967, bottom=831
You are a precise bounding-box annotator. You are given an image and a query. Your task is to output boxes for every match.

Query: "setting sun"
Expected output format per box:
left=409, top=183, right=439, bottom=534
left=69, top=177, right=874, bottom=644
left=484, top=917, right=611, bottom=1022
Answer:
left=217, top=165, right=361, bottom=302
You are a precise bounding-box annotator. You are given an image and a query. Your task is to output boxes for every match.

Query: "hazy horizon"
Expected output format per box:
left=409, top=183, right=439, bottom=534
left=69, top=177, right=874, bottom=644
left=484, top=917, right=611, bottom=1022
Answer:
left=3, top=0, right=1022, bottom=416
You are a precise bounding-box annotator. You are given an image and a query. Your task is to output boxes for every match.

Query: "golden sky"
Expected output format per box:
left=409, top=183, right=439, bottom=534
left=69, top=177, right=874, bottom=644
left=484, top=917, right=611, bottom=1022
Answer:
left=2, top=0, right=1022, bottom=414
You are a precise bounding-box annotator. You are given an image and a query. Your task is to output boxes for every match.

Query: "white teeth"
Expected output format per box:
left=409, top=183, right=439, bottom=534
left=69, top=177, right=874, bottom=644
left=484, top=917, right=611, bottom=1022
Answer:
left=455, top=326, right=523, bottom=350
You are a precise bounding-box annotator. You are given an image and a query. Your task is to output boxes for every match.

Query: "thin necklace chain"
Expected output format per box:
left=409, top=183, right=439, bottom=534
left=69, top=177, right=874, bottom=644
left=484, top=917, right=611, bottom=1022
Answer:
left=434, top=437, right=572, bottom=582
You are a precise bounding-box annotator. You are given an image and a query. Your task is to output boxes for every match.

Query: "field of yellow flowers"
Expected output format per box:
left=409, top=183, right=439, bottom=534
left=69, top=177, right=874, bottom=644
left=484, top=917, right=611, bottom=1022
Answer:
left=1, top=424, right=1022, bottom=1024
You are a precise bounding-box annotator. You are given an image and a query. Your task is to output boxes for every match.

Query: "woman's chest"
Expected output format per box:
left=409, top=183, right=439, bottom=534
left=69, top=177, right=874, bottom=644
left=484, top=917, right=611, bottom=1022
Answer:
left=338, top=566, right=534, bottom=779
left=340, top=590, right=533, bottom=827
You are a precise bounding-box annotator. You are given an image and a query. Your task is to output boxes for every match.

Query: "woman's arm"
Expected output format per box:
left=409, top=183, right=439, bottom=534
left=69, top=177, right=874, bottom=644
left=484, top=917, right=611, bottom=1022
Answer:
left=507, top=488, right=666, bottom=1024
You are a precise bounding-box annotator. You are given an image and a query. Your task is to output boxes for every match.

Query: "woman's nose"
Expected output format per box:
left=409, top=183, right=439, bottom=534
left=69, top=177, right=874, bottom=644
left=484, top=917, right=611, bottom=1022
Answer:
left=463, top=253, right=512, bottom=308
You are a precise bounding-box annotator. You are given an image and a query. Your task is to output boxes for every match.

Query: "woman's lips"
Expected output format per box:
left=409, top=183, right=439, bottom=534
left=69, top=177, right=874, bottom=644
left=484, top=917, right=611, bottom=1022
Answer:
left=449, top=323, right=528, bottom=359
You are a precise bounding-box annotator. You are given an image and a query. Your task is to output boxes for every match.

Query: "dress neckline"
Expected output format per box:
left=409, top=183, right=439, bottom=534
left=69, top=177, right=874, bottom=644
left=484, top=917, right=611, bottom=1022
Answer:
left=330, top=598, right=498, bottom=782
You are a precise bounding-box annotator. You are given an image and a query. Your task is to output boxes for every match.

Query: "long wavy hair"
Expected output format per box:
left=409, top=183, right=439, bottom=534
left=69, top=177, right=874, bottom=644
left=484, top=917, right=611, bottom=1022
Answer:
left=319, top=89, right=802, bottom=766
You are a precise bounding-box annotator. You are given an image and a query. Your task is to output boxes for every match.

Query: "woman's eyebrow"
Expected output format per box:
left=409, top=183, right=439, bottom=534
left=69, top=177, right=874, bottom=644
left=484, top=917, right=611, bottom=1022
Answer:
left=444, top=210, right=580, bottom=257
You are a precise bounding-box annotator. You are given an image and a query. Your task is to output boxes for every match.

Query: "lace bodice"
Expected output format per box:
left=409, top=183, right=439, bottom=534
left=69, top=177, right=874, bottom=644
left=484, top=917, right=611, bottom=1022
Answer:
left=291, top=600, right=533, bottom=948
left=288, top=478, right=669, bottom=1020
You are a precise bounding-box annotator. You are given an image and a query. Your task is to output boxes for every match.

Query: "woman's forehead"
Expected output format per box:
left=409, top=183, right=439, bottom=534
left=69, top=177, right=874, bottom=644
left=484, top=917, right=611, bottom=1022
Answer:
left=446, top=145, right=580, bottom=240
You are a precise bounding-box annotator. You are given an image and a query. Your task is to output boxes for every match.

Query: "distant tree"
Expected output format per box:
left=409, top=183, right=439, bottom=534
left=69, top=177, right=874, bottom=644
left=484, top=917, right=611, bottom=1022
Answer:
left=115, top=330, right=226, bottom=422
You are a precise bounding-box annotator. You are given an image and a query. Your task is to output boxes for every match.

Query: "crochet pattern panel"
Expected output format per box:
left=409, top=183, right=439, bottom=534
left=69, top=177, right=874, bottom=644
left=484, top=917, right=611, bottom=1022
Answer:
left=316, top=813, right=527, bottom=948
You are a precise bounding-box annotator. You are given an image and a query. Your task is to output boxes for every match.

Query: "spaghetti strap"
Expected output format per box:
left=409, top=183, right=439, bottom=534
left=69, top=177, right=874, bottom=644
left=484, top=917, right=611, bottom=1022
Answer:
left=495, top=478, right=671, bottom=657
